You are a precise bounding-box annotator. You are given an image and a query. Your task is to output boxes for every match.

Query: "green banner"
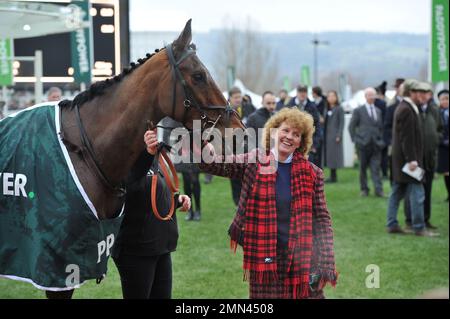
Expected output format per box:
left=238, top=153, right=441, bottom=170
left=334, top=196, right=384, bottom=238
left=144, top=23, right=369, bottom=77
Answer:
left=227, top=65, right=235, bottom=90
left=301, top=65, right=311, bottom=86
left=283, top=76, right=291, bottom=91
left=431, top=0, right=449, bottom=83
left=70, top=0, right=93, bottom=85
left=0, top=38, right=13, bottom=86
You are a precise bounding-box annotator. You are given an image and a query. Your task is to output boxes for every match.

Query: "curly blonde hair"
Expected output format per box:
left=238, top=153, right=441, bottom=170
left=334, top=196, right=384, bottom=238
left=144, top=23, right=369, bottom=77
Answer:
left=262, top=108, right=315, bottom=156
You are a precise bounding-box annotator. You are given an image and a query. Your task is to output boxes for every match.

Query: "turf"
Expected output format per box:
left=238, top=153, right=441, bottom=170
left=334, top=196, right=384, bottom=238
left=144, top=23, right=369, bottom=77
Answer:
left=0, top=168, right=448, bottom=298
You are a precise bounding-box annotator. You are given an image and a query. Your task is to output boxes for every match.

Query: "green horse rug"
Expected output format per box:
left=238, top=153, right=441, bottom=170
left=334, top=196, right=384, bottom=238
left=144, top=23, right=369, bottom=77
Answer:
left=0, top=102, right=123, bottom=291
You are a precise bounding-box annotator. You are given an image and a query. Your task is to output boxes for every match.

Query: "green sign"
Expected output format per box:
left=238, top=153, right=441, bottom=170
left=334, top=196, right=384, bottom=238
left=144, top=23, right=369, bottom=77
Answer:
left=70, top=0, right=93, bottom=85
left=431, top=0, right=449, bottom=83
left=283, top=76, right=291, bottom=91
left=0, top=38, right=13, bottom=86
left=301, top=65, right=311, bottom=86
left=227, top=65, right=235, bottom=90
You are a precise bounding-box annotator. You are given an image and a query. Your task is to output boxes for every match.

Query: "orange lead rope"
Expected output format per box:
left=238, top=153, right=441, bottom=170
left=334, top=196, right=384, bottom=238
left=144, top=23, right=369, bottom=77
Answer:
left=150, top=148, right=180, bottom=221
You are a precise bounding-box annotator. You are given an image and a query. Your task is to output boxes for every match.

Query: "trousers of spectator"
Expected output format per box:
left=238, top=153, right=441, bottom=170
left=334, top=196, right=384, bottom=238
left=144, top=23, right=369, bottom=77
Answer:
left=404, top=169, right=434, bottom=225
left=358, top=143, right=383, bottom=194
left=113, top=253, right=172, bottom=299
left=388, top=154, right=394, bottom=184
left=330, top=168, right=337, bottom=182
left=313, top=142, right=323, bottom=169
left=230, top=178, right=242, bottom=206
left=182, top=171, right=201, bottom=212
left=380, top=146, right=388, bottom=178
left=387, top=182, right=425, bottom=232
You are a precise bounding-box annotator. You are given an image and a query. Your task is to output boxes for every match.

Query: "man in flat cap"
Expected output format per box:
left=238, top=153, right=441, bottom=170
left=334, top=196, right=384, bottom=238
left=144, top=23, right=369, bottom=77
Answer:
left=403, top=82, right=443, bottom=231
left=386, top=79, right=439, bottom=237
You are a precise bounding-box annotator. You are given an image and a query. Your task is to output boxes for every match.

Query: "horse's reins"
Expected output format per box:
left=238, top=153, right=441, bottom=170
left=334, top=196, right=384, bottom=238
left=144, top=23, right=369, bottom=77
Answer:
left=73, top=104, right=127, bottom=198
left=147, top=121, right=180, bottom=221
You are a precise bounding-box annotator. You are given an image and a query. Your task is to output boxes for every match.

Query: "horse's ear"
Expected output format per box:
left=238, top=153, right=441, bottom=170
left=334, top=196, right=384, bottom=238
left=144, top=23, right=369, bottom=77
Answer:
left=173, top=19, right=192, bottom=54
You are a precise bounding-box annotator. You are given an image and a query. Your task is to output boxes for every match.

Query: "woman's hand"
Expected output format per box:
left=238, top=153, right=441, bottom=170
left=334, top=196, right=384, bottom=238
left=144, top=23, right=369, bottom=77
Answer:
left=336, top=137, right=341, bottom=144
left=144, top=129, right=158, bottom=155
left=178, top=195, right=191, bottom=212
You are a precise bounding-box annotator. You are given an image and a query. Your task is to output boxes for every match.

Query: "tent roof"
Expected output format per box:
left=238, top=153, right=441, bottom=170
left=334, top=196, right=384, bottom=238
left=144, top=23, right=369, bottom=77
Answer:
left=0, top=1, right=79, bottom=39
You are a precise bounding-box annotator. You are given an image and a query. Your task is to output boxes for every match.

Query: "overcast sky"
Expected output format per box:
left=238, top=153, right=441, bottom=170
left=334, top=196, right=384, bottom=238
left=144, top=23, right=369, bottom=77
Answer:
left=130, top=0, right=431, bottom=34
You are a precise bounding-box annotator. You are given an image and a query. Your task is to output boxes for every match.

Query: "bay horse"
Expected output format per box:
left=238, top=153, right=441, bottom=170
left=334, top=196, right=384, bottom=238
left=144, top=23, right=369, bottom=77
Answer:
left=35, top=19, right=243, bottom=298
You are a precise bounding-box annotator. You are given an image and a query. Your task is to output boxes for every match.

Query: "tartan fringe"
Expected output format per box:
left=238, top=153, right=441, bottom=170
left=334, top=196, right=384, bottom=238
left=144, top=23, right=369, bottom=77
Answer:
left=243, top=269, right=249, bottom=282
left=317, top=270, right=339, bottom=290
left=243, top=269, right=279, bottom=284
left=230, top=240, right=238, bottom=253
left=291, top=282, right=310, bottom=299
left=228, top=222, right=244, bottom=252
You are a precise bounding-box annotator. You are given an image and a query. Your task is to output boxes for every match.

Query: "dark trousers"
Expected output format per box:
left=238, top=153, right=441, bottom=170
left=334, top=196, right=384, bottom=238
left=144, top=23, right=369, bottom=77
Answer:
left=405, top=169, right=434, bottom=225
left=113, top=253, right=172, bottom=299
left=381, top=147, right=388, bottom=178
left=330, top=169, right=337, bottom=182
left=230, top=178, right=242, bottom=206
left=358, top=143, right=383, bottom=193
left=314, top=143, right=323, bottom=168
left=309, top=144, right=322, bottom=168
left=182, top=171, right=201, bottom=211
left=388, top=154, right=393, bottom=185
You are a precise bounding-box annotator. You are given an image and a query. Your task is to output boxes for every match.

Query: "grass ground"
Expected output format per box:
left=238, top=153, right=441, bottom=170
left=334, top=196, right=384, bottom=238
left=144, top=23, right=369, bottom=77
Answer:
left=0, top=168, right=448, bottom=298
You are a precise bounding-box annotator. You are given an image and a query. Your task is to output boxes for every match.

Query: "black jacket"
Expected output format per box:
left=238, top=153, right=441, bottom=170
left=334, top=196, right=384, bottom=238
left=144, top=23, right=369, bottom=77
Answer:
left=247, top=107, right=272, bottom=129
left=374, top=98, right=387, bottom=122
left=112, top=151, right=180, bottom=258
left=246, top=107, right=273, bottom=147
left=315, top=96, right=328, bottom=118
left=420, top=99, right=443, bottom=171
left=384, top=96, right=401, bottom=146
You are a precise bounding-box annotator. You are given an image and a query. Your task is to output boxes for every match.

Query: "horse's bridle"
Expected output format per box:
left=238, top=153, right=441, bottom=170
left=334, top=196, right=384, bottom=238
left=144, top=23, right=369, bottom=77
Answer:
left=164, top=43, right=242, bottom=139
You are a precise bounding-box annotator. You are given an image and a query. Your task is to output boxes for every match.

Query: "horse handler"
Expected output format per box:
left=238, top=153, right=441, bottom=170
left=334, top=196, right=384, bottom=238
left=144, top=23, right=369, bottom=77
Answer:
left=112, top=129, right=191, bottom=299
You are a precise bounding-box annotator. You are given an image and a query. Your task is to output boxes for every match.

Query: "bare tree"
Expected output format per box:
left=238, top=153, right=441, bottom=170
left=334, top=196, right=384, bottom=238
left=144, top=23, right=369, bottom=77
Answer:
left=213, top=16, right=280, bottom=94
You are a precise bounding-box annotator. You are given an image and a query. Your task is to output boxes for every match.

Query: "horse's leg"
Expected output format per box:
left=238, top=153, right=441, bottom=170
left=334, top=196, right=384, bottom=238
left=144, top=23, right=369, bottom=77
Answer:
left=45, top=289, right=74, bottom=299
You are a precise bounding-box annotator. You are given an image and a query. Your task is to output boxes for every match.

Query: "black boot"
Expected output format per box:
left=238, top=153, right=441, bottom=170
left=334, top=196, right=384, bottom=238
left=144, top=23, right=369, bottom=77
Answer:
left=325, top=169, right=337, bottom=183
left=185, top=209, right=194, bottom=221
left=193, top=210, right=201, bottom=221
left=331, top=169, right=337, bottom=182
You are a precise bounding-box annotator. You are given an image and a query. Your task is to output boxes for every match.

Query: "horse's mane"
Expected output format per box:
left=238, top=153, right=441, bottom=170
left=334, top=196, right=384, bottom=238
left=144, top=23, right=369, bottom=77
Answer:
left=59, top=48, right=163, bottom=109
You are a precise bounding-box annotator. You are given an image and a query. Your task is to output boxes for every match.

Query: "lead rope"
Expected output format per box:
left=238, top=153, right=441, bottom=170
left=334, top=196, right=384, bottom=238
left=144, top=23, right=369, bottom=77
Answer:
left=147, top=121, right=180, bottom=221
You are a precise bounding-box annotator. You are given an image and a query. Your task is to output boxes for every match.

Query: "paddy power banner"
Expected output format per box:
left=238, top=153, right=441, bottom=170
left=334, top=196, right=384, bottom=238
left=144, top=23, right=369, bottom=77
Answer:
left=431, top=0, right=449, bottom=83
left=69, top=0, right=93, bottom=85
left=0, top=38, right=13, bottom=86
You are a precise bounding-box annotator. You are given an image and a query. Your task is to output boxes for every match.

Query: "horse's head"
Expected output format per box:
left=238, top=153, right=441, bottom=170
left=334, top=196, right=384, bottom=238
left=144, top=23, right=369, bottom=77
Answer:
left=153, top=19, right=245, bottom=138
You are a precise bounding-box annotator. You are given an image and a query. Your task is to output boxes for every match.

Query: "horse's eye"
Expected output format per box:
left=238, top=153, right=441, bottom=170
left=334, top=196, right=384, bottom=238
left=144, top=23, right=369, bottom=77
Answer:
left=192, top=73, right=205, bottom=83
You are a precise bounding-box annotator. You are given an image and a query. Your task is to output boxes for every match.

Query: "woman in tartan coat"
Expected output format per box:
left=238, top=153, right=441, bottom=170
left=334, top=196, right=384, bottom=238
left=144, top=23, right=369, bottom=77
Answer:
left=198, top=108, right=338, bottom=299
